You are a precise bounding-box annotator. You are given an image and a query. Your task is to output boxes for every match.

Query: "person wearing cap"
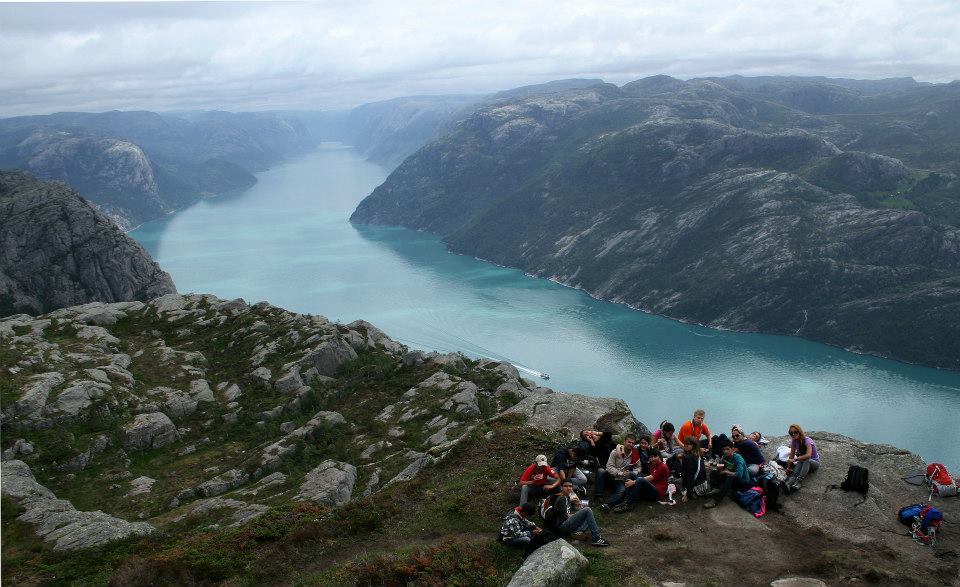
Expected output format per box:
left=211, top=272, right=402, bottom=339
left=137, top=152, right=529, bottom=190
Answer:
left=518, top=453, right=560, bottom=505
left=731, top=424, right=765, bottom=477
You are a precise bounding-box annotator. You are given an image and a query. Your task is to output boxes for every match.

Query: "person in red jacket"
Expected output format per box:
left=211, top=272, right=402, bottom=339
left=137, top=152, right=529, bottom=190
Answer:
left=610, top=452, right=671, bottom=513
left=519, top=453, right=560, bottom=505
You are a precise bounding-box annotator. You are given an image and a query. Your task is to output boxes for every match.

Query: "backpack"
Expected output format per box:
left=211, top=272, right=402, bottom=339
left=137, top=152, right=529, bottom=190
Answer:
left=898, top=503, right=944, bottom=546
left=840, top=465, right=869, bottom=495
left=734, top=486, right=767, bottom=518
left=761, top=473, right=782, bottom=513
left=926, top=463, right=958, bottom=497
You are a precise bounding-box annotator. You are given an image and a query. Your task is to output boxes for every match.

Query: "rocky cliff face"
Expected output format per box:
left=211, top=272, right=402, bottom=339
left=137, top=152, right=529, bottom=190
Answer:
left=0, top=110, right=321, bottom=229
left=0, top=171, right=176, bottom=316
left=1, top=294, right=955, bottom=585
left=352, top=76, right=960, bottom=369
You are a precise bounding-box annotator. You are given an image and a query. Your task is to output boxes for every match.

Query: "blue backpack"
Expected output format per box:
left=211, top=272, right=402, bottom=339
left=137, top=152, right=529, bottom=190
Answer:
left=734, top=486, right=767, bottom=517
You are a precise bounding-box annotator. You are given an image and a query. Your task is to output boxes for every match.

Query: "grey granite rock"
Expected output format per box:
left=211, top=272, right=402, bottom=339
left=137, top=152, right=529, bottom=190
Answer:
left=295, top=460, right=357, bottom=506
left=504, top=392, right=648, bottom=439
left=196, top=468, right=250, bottom=497
left=506, top=539, right=588, bottom=587
left=299, top=336, right=357, bottom=377
left=123, top=412, right=180, bottom=450
left=0, top=171, right=175, bottom=318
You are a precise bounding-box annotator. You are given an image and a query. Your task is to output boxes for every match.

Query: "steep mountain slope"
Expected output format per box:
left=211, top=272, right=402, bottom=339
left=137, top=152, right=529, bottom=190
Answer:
left=0, top=111, right=320, bottom=229
left=1, top=295, right=955, bottom=585
left=0, top=171, right=176, bottom=316
left=352, top=77, right=960, bottom=369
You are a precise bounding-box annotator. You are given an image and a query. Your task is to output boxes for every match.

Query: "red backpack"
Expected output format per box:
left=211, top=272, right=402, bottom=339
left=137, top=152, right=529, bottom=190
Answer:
left=926, top=463, right=958, bottom=497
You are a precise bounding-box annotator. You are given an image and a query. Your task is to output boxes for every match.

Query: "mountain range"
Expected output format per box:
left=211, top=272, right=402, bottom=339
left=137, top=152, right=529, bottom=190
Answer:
left=352, top=76, right=960, bottom=369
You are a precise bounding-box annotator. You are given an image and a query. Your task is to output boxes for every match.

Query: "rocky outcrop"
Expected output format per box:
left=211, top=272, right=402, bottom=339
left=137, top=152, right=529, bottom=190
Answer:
left=503, top=392, right=648, bottom=438
left=506, top=539, right=588, bottom=587
left=1, top=460, right=155, bottom=550
left=0, top=171, right=176, bottom=317
left=295, top=460, right=357, bottom=506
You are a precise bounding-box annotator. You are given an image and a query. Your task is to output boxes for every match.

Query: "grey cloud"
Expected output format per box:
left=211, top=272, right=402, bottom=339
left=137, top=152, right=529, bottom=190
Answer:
left=1, top=1, right=958, bottom=117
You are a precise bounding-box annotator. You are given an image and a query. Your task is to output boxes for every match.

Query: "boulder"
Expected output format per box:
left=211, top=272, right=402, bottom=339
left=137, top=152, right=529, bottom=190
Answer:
left=127, top=476, right=156, bottom=497
left=148, top=386, right=198, bottom=420
left=222, top=383, right=242, bottom=402
left=275, top=368, right=304, bottom=395
left=299, top=336, right=357, bottom=377
left=506, top=539, right=588, bottom=587
left=295, top=460, right=357, bottom=506
left=11, top=372, right=64, bottom=419
left=503, top=392, right=648, bottom=438
left=248, top=367, right=272, bottom=389
left=44, top=380, right=111, bottom=418
left=196, top=468, right=250, bottom=497
left=189, top=379, right=216, bottom=403
left=122, top=412, right=180, bottom=450
left=2, top=438, right=35, bottom=461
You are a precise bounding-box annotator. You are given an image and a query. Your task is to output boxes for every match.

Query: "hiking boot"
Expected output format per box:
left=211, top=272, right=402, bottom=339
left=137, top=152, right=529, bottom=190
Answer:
left=612, top=502, right=633, bottom=513
left=599, top=504, right=611, bottom=514
left=590, top=537, right=611, bottom=547
left=703, top=499, right=719, bottom=509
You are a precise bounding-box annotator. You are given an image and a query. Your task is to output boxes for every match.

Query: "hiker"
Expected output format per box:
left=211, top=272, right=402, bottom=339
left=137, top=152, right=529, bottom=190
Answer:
left=731, top=425, right=765, bottom=477
left=499, top=503, right=549, bottom=556
left=583, top=429, right=615, bottom=463
left=596, top=434, right=640, bottom=507
left=653, top=421, right=683, bottom=474
left=546, top=480, right=611, bottom=546
left=518, top=454, right=560, bottom=505
left=637, top=435, right=653, bottom=476
left=782, top=424, right=819, bottom=492
left=608, top=451, right=671, bottom=512
left=703, top=441, right=751, bottom=509
left=707, top=433, right=730, bottom=460
left=678, top=409, right=712, bottom=452
left=749, top=430, right=769, bottom=446
left=679, top=436, right=708, bottom=502
left=552, top=445, right=588, bottom=489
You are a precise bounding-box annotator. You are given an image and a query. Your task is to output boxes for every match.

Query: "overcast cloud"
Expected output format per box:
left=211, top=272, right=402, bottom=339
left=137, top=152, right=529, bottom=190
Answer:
left=1, top=0, right=958, bottom=117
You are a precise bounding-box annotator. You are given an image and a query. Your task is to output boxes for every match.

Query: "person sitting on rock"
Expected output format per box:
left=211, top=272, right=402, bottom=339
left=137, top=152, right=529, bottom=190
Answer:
left=546, top=480, right=611, bottom=547
left=703, top=440, right=751, bottom=509
left=678, top=409, right=712, bottom=453
left=579, top=428, right=615, bottom=465
left=653, top=421, right=683, bottom=474
left=499, top=502, right=549, bottom=556
left=519, top=453, right=560, bottom=505
left=596, top=434, right=640, bottom=508
left=552, top=445, right=588, bottom=490
left=731, top=424, right=765, bottom=477
left=679, top=436, right=707, bottom=502
left=637, top=434, right=653, bottom=476
left=749, top=430, right=769, bottom=446
left=608, top=451, right=671, bottom=512
left=782, top=424, right=820, bottom=492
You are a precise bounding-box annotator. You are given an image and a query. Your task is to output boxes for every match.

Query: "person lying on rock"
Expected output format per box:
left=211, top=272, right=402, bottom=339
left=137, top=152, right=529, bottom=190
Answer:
left=499, top=503, right=549, bottom=556
left=749, top=430, right=769, bottom=446
left=782, top=423, right=820, bottom=492
left=546, top=480, right=611, bottom=547
left=731, top=424, right=765, bottom=478
left=703, top=441, right=750, bottom=509
left=653, top=421, right=683, bottom=475
left=679, top=436, right=707, bottom=503
left=678, top=408, right=712, bottom=453
left=579, top=428, right=615, bottom=465
left=552, top=445, right=588, bottom=492
left=606, top=451, right=671, bottom=513
left=595, top=434, right=640, bottom=507
left=519, top=453, right=560, bottom=505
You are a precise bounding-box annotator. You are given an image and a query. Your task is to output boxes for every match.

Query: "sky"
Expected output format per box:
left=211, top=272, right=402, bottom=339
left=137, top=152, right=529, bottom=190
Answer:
left=1, top=0, right=959, bottom=117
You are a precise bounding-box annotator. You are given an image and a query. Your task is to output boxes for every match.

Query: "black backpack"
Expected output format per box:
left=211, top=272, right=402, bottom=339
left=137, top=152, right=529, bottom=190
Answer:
left=840, top=465, right=869, bottom=495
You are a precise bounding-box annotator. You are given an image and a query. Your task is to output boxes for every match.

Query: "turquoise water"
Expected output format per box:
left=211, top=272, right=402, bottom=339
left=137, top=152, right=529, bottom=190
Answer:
left=131, top=145, right=960, bottom=465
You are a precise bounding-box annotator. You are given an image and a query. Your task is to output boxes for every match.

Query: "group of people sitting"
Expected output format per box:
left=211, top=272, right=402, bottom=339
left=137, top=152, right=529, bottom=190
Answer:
left=499, top=409, right=822, bottom=554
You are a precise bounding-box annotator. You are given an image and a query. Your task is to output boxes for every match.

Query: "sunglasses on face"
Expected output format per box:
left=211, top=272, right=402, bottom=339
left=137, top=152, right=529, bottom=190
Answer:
left=789, top=430, right=800, bottom=436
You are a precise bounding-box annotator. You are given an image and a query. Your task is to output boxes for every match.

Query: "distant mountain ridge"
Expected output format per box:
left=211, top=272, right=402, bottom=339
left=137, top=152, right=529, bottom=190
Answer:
left=0, top=171, right=176, bottom=317
left=352, top=75, right=960, bottom=369
left=0, top=110, right=323, bottom=229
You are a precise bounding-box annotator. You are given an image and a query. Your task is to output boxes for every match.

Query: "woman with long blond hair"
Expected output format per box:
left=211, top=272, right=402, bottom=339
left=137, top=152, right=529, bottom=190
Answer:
left=784, top=423, right=820, bottom=492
